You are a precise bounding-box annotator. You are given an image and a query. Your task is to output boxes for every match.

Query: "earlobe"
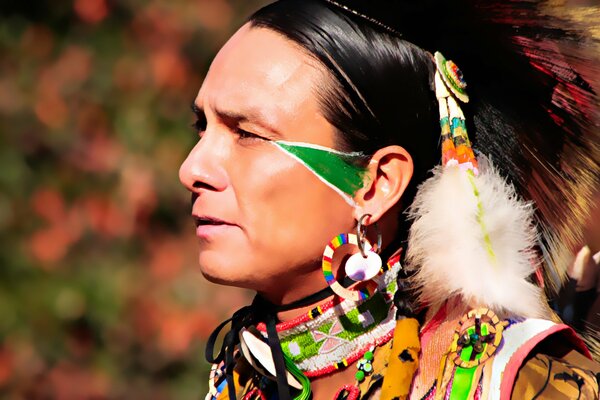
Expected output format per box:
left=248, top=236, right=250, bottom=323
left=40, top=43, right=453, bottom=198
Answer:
left=353, top=146, right=413, bottom=223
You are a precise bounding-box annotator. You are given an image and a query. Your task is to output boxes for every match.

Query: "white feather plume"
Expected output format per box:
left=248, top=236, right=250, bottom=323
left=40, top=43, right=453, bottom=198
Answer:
left=406, top=156, right=549, bottom=318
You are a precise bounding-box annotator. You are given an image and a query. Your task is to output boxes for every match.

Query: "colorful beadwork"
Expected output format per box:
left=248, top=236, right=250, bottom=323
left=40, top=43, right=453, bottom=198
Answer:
left=450, top=308, right=506, bottom=369
left=434, top=52, right=478, bottom=173
left=446, top=60, right=466, bottom=90
left=435, top=54, right=500, bottom=266
left=435, top=52, right=469, bottom=103
left=322, top=233, right=380, bottom=301
left=206, top=362, right=225, bottom=400
left=333, top=384, right=361, bottom=400
left=434, top=52, right=499, bottom=267
left=255, top=262, right=400, bottom=378
left=307, top=305, right=324, bottom=320
left=242, top=388, right=266, bottom=400
left=355, top=349, right=374, bottom=382
left=433, top=308, right=508, bottom=400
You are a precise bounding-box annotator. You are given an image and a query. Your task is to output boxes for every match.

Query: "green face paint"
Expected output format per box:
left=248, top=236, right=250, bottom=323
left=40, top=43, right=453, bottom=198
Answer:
left=273, top=141, right=368, bottom=205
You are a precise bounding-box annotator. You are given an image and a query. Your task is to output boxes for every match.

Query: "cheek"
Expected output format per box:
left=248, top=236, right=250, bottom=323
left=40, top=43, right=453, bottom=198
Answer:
left=233, top=148, right=355, bottom=266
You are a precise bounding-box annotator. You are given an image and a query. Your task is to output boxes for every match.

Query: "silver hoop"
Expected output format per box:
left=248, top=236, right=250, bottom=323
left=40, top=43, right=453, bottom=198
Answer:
left=357, top=214, right=382, bottom=257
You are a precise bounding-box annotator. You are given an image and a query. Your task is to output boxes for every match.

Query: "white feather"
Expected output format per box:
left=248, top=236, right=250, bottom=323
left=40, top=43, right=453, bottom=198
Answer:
left=406, top=156, right=548, bottom=318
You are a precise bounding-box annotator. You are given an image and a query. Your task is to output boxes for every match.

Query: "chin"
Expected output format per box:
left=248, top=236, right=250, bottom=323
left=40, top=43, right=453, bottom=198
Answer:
left=200, top=269, right=238, bottom=287
left=197, top=250, right=255, bottom=289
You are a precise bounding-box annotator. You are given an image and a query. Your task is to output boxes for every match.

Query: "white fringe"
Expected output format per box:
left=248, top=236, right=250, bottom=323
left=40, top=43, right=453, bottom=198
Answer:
left=406, top=156, right=548, bottom=318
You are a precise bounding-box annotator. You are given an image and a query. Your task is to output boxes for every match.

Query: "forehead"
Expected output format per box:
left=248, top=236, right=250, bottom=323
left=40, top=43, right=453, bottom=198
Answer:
left=197, top=24, right=336, bottom=146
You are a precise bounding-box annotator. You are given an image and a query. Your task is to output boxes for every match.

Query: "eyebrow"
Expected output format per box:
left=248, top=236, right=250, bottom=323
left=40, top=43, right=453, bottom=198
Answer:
left=191, top=101, right=283, bottom=138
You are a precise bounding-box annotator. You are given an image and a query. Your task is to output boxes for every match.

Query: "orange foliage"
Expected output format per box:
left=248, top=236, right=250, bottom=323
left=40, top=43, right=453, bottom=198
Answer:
left=34, top=46, right=92, bottom=129
left=196, top=0, right=234, bottom=31
left=131, top=3, right=190, bottom=50
left=80, top=196, right=130, bottom=238
left=28, top=225, right=73, bottom=266
left=74, top=0, right=109, bottom=25
left=150, top=49, right=190, bottom=90
left=0, top=348, right=13, bottom=387
left=148, top=237, right=184, bottom=281
left=113, top=56, right=150, bottom=92
left=31, top=189, right=65, bottom=224
left=34, top=84, right=68, bottom=129
left=42, top=362, right=109, bottom=398
left=20, top=25, right=54, bottom=59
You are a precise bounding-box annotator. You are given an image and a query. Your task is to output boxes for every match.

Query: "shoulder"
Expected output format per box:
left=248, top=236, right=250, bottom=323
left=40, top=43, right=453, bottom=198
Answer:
left=512, top=351, right=600, bottom=399
left=503, top=319, right=600, bottom=399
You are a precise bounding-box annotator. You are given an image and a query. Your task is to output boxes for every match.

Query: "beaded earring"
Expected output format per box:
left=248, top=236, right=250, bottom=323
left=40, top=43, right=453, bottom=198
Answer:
left=321, top=215, right=384, bottom=301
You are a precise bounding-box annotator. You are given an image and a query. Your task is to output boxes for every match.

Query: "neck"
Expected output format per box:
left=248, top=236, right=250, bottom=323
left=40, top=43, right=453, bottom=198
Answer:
left=276, top=293, right=333, bottom=322
left=257, top=235, right=405, bottom=316
left=256, top=265, right=334, bottom=319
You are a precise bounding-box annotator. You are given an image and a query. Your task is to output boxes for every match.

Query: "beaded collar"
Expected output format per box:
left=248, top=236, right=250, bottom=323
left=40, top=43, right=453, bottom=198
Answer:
left=254, top=262, right=400, bottom=378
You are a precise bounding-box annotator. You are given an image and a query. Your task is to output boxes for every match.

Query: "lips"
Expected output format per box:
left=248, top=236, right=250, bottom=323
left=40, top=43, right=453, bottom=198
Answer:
left=194, top=215, right=232, bottom=226
left=193, top=215, right=238, bottom=238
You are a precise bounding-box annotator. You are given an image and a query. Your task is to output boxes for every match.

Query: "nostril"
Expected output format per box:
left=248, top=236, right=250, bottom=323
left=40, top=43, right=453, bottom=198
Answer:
left=192, top=181, right=217, bottom=190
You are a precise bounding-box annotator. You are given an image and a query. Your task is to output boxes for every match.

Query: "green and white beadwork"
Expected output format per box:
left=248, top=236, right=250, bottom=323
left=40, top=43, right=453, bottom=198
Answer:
left=258, top=262, right=400, bottom=377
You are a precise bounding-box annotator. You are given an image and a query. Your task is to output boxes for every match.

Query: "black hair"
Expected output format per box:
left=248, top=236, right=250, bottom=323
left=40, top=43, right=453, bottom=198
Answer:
left=248, top=0, right=599, bottom=293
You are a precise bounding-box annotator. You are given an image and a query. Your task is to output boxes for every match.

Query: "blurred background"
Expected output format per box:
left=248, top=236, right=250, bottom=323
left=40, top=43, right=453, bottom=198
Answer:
left=0, top=0, right=269, bottom=398
left=0, top=0, right=598, bottom=399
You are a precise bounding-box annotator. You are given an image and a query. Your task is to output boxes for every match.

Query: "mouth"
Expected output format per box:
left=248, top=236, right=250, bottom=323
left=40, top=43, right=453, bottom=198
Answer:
left=193, top=215, right=235, bottom=226
left=193, top=215, right=238, bottom=238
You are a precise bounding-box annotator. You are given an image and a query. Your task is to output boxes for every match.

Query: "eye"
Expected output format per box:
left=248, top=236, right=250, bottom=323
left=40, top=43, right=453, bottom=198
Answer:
left=191, top=119, right=207, bottom=134
left=234, top=127, right=266, bottom=141
left=190, top=103, right=207, bottom=135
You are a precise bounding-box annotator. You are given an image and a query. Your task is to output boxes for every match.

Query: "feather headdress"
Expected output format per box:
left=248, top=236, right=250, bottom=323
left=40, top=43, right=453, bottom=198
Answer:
left=323, top=0, right=600, bottom=317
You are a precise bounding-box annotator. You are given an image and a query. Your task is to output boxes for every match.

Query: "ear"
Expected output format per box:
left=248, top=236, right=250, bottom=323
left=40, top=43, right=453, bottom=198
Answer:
left=353, top=145, right=413, bottom=223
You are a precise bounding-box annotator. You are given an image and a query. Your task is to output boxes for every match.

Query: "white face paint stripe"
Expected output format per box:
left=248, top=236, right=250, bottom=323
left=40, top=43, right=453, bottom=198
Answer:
left=275, top=140, right=365, bottom=157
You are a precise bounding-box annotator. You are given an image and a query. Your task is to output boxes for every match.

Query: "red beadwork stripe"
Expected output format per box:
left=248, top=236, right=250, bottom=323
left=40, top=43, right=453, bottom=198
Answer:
left=255, top=296, right=343, bottom=333
left=334, top=384, right=360, bottom=400
left=243, top=388, right=266, bottom=400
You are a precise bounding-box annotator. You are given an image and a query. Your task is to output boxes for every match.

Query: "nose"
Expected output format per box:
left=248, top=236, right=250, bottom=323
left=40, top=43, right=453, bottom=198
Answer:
left=179, top=133, right=229, bottom=194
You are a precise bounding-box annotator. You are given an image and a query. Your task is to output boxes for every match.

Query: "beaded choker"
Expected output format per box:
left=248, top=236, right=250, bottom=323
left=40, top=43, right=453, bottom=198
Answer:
left=254, top=262, right=400, bottom=378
